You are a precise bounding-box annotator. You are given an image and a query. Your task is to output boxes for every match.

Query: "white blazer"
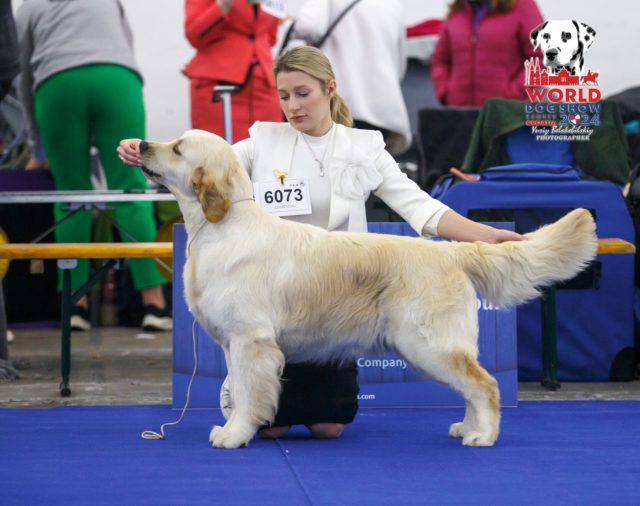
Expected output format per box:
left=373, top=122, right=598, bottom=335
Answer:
left=234, top=122, right=448, bottom=235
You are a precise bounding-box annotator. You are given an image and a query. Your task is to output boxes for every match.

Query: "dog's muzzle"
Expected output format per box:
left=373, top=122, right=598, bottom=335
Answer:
left=138, top=141, right=162, bottom=178
left=140, top=165, right=161, bottom=179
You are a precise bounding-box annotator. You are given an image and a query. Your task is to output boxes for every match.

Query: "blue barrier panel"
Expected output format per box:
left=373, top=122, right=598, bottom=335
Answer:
left=172, top=223, right=518, bottom=408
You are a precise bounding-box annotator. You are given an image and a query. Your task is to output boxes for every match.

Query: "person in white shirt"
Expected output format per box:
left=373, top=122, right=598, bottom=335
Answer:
left=118, top=46, right=523, bottom=439
left=292, top=0, right=412, bottom=156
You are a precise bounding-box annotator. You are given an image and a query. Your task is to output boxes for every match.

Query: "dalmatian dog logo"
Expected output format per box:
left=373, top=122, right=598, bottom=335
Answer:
left=530, top=20, right=596, bottom=76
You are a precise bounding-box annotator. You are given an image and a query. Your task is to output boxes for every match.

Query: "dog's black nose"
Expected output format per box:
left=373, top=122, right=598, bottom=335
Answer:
left=546, top=49, right=558, bottom=61
left=139, top=141, right=149, bottom=153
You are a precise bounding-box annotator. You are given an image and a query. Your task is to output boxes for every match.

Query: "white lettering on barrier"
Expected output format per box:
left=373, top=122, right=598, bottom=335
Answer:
left=356, top=358, right=408, bottom=369
left=356, top=299, right=505, bottom=377
left=476, top=297, right=501, bottom=310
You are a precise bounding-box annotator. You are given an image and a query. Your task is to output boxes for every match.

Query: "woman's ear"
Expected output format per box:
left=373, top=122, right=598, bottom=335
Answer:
left=190, top=166, right=231, bottom=223
left=327, top=79, right=337, bottom=97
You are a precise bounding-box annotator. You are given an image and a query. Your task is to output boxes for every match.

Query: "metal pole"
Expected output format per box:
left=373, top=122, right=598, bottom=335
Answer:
left=0, top=280, right=8, bottom=362
left=212, top=85, right=239, bottom=144
left=541, top=285, right=560, bottom=390
left=59, top=260, right=75, bottom=397
left=0, top=278, right=21, bottom=380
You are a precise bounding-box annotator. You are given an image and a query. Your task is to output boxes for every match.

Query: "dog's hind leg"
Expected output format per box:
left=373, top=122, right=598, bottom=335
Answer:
left=447, top=352, right=500, bottom=447
left=209, top=335, right=284, bottom=449
left=448, top=400, right=476, bottom=440
left=395, top=339, right=500, bottom=447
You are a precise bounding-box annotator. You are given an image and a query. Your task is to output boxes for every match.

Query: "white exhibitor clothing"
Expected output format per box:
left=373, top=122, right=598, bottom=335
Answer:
left=233, top=121, right=448, bottom=235
left=291, top=0, right=412, bottom=155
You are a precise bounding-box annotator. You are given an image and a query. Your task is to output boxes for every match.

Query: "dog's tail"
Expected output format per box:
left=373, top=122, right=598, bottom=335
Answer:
left=455, top=208, right=598, bottom=307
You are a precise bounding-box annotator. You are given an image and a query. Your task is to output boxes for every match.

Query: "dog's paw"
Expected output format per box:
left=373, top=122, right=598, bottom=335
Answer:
left=461, top=431, right=496, bottom=447
left=209, top=424, right=253, bottom=449
left=209, top=425, right=226, bottom=445
left=448, top=422, right=467, bottom=438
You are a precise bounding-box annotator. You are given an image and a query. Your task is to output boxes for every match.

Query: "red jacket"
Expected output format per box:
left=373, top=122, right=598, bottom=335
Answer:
left=431, top=0, right=543, bottom=106
left=183, top=0, right=279, bottom=86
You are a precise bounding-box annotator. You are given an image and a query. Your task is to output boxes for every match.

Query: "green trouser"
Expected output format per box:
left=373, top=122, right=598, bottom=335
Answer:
left=34, top=64, right=166, bottom=292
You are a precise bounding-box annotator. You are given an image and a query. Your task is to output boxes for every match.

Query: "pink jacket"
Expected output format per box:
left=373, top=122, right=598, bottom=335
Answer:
left=431, top=0, right=543, bottom=106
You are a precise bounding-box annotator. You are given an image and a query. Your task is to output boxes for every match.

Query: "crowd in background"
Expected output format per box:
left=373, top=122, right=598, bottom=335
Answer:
left=1, top=0, right=638, bottom=316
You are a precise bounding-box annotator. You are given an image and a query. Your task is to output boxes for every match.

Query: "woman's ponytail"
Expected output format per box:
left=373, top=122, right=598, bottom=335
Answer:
left=330, top=93, right=353, bottom=127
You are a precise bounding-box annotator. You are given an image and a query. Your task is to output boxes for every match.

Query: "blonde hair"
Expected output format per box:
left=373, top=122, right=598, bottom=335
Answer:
left=274, top=46, right=353, bottom=127
left=448, top=0, right=516, bottom=15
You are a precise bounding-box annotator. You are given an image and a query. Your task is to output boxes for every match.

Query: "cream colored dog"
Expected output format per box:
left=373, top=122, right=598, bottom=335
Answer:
left=138, top=130, right=598, bottom=449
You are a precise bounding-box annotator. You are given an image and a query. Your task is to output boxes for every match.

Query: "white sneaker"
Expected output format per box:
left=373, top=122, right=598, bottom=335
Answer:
left=141, top=305, right=172, bottom=331
left=220, top=376, right=232, bottom=420
left=6, top=330, right=14, bottom=343
left=70, top=306, right=91, bottom=331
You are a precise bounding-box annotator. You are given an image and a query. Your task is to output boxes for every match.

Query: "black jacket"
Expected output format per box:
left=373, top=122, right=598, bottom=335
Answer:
left=0, top=0, right=19, bottom=82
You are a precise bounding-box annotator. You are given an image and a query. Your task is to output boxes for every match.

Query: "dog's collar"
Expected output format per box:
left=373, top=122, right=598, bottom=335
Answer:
left=186, top=198, right=254, bottom=256
left=187, top=219, right=207, bottom=259
left=231, top=197, right=255, bottom=205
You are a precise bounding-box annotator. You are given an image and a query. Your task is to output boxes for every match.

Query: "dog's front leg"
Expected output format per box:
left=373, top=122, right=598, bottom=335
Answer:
left=209, top=336, right=284, bottom=448
left=220, top=345, right=234, bottom=419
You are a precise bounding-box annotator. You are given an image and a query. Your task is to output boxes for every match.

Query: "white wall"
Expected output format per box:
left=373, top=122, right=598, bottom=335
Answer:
left=13, top=0, right=640, bottom=141
left=119, top=1, right=193, bottom=142
left=537, top=0, right=640, bottom=102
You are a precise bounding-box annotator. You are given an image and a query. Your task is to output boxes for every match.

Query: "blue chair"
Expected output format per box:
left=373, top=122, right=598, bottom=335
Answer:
left=437, top=165, right=634, bottom=382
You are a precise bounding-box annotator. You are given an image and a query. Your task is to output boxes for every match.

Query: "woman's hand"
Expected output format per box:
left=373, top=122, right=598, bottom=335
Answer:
left=216, top=0, right=233, bottom=15
left=24, top=156, right=49, bottom=171
left=486, top=228, right=526, bottom=244
left=117, top=138, right=143, bottom=166
left=436, top=210, right=526, bottom=244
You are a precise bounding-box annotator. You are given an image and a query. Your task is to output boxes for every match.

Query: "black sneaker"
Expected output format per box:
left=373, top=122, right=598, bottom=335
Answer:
left=70, top=306, right=91, bottom=331
left=141, top=305, right=172, bottom=331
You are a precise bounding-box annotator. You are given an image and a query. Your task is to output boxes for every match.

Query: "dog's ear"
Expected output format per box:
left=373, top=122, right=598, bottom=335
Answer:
left=530, top=21, right=547, bottom=50
left=575, top=21, right=596, bottom=51
left=190, top=166, right=231, bottom=223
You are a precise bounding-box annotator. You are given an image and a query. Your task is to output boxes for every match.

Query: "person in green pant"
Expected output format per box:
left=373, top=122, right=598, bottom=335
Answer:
left=16, top=0, right=170, bottom=332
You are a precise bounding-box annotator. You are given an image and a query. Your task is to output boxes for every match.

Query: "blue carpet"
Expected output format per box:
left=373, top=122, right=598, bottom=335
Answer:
left=2, top=402, right=639, bottom=505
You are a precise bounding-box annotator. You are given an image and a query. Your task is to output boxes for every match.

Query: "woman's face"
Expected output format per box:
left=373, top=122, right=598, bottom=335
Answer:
left=276, top=70, right=336, bottom=137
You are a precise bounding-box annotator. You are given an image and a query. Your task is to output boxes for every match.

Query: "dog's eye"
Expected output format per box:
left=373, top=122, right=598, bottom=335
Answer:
left=543, top=33, right=550, bottom=40
left=561, top=31, right=571, bottom=42
left=173, top=144, right=181, bottom=156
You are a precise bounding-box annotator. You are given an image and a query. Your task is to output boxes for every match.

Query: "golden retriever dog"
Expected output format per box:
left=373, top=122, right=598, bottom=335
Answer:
left=137, top=130, right=597, bottom=449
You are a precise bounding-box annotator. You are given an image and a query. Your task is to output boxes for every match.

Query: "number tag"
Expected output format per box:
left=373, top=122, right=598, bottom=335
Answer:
left=254, top=178, right=312, bottom=216
left=260, top=0, right=287, bottom=19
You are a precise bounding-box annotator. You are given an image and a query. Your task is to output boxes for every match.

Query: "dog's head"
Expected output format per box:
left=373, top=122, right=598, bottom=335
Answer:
left=139, top=129, right=248, bottom=223
left=530, top=20, right=596, bottom=74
